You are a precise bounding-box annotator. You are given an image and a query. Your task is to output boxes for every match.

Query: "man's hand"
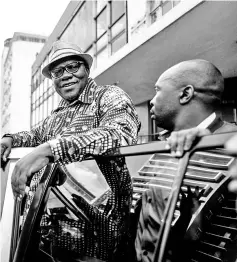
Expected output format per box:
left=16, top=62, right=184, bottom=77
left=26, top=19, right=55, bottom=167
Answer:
left=166, top=128, right=211, bottom=157
left=11, top=142, right=53, bottom=199
left=1, top=136, right=13, bottom=162
left=225, top=134, right=237, bottom=194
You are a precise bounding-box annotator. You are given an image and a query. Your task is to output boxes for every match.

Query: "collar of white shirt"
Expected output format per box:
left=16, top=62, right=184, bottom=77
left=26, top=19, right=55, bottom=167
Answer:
left=197, top=112, right=216, bottom=129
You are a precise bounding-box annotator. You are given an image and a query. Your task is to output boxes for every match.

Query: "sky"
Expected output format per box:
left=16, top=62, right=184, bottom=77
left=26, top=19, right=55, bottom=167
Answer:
left=0, top=0, right=71, bottom=52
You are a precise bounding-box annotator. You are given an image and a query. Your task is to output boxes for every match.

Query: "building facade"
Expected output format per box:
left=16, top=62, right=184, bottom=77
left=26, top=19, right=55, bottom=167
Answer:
left=1, top=32, right=46, bottom=135
left=31, top=0, right=237, bottom=142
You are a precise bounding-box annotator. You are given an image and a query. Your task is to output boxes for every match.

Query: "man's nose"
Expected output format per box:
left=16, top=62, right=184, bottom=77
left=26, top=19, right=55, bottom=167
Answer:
left=61, top=70, right=73, bottom=79
left=150, top=99, right=154, bottom=107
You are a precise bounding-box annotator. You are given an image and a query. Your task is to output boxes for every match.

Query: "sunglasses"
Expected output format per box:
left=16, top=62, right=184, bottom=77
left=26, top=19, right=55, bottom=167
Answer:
left=50, top=61, right=84, bottom=79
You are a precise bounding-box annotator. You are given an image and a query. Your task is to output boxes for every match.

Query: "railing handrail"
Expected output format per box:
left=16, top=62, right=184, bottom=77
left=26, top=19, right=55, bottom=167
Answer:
left=6, top=131, right=237, bottom=160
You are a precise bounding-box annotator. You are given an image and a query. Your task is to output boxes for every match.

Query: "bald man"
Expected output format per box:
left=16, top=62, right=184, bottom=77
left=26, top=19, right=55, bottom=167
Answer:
left=135, top=59, right=237, bottom=262
left=151, top=59, right=235, bottom=133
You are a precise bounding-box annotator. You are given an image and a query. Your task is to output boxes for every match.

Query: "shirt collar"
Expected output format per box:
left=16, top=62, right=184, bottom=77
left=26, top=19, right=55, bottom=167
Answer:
left=158, top=112, right=217, bottom=141
left=197, top=112, right=216, bottom=129
left=55, top=77, right=97, bottom=110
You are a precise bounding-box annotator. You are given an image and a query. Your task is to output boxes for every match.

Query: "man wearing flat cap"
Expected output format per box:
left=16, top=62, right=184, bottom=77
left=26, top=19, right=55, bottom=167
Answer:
left=1, top=40, right=141, bottom=262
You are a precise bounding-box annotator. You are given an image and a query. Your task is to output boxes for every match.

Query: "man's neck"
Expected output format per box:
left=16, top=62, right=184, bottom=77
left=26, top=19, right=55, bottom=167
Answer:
left=173, top=111, right=216, bottom=131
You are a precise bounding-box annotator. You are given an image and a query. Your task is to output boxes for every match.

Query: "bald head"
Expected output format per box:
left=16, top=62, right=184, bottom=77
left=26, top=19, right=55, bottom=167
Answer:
left=159, top=59, right=224, bottom=107
left=150, top=60, right=224, bottom=130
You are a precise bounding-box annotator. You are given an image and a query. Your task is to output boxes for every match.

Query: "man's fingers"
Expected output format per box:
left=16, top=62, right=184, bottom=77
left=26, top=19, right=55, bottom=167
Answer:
left=183, top=128, right=210, bottom=151
left=11, top=165, right=28, bottom=198
left=225, top=134, right=237, bottom=154
left=2, top=147, right=11, bottom=162
left=1, top=144, right=7, bottom=156
left=229, top=160, right=237, bottom=177
left=175, top=133, right=187, bottom=157
left=167, top=130, right=192, bottom=157
left=167, top=132, right=179, bottom=157
left=183, top=130, right=198, bottom=151
left=228, top=180, right=237, bottom=194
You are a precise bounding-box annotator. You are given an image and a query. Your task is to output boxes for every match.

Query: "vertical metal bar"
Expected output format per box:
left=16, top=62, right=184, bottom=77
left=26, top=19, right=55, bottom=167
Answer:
left=154, top=152, right=191, bottom=262
left=9, top=197, right=21, bottom=262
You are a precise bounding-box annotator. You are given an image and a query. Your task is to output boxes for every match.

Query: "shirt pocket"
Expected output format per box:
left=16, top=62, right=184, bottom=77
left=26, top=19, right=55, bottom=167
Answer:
left=62, top=114, right=97, bottom=136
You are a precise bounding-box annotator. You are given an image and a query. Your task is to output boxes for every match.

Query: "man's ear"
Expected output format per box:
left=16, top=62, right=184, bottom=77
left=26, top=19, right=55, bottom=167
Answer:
left=179, top=85, right=194, bottom=105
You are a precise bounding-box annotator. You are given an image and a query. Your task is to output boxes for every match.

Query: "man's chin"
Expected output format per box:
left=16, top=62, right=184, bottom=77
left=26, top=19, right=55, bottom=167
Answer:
left=62, top=94, right=79, bottom=103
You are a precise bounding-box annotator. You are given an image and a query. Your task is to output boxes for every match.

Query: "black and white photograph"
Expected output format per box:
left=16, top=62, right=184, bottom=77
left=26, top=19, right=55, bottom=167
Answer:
left=1, top=1, right=237, bottom=261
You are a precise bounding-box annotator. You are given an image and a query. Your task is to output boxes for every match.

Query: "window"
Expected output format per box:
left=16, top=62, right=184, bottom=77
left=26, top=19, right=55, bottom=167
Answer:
left=97, top=0, right=107, bottom=13
left=97, top=33, right=108, bottom=51
left=111, top=32, right=126, bottom=54
left=162, top=0, right=172, bottom=15
left=48, top=95, right=53, bottom=115
left=35, top=108, right=39, bottom=126
left=43, top=100, right=48, bottom=119
left=94, top=0, right=127, bottom=68
left=111, top=0, right=124, bottom=24
left=111, top=15, right=125, bottom=38
left=150, top=0, right=180, bottom=24
left=32, top=110, right=35, bottom=127
left=110, top=0, right=126, bottom=55
left=173, top=0, right=180, bottom=7
left=96, top=8, right=107, bottom=38
left=150, top=0, right=161, bottom=12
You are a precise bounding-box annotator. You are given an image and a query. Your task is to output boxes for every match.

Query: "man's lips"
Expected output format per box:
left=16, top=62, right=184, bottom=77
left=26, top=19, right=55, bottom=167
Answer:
left=150, top=110, right=155, bottom=118
left=61, top=81, right=78, bottom=88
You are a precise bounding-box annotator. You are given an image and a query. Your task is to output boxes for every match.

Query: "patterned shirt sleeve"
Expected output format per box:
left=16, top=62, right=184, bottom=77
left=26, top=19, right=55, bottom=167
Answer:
left=48, top=86, right=141, bottom=164
left=5, top=117, right=49, bottom=147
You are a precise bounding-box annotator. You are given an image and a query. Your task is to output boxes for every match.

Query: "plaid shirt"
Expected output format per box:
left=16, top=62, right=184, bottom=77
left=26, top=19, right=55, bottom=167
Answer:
left=8, top=78, right=141, bottom=261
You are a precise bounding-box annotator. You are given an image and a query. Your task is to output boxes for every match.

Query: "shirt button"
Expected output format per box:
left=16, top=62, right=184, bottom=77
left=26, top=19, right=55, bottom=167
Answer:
left=143, top=250, right=148, bottom=256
